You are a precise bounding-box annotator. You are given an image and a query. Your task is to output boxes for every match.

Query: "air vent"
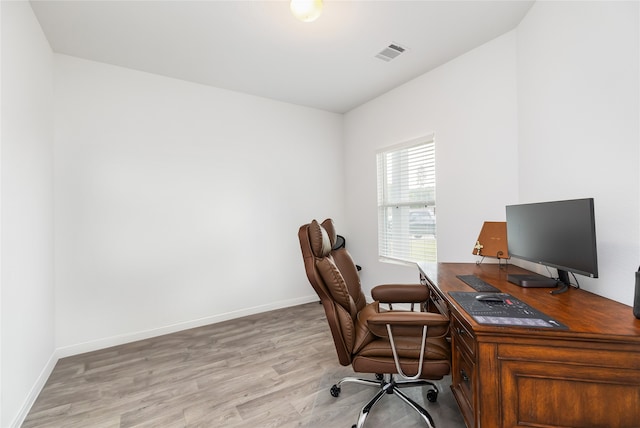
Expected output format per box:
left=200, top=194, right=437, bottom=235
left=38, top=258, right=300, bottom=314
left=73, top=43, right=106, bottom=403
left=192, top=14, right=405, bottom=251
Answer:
left=375, top=43, right=407, bottom=62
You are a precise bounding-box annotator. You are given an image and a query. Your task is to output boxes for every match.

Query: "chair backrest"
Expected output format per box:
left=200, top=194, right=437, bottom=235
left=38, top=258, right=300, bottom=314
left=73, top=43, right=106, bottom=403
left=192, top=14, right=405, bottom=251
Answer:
left=319, top=219, right=367, bottom=312
left=298, top=219, right=368, bottom=365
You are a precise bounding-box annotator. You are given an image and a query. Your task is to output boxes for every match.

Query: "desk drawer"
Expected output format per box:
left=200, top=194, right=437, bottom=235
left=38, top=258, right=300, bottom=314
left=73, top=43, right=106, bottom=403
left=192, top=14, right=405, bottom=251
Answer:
left=422, top=276, right=449, bottom=316
left=451, top=313, right=476, bottom=427
left=453, top=342, right=474, bottom=403
left=452, top=314, right=475, bottom=358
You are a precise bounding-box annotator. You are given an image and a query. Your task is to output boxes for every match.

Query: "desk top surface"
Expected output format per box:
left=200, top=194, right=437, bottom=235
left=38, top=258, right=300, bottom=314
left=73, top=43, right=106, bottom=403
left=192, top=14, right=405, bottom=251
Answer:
left=418, top=262, right=640, bottom=342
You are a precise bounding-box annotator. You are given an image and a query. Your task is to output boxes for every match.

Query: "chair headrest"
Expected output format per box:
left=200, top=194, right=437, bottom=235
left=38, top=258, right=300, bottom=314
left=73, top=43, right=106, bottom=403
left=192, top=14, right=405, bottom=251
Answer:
left=309, top=219, right=332, bottom=258
left=320, top=218, right=337, bottom=248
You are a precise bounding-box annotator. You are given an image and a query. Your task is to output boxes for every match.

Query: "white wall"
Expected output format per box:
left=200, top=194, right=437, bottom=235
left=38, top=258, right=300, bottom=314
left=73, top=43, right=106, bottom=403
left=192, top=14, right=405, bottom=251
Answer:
left=343, top=31, right=520, bottom=293
left=1, top=1, right=56, bottom=427
left=517, top=1, right=639, bottom=304
left=53, top=55, right=344, bottom=353
left=343, top=2, right=639, bottom=307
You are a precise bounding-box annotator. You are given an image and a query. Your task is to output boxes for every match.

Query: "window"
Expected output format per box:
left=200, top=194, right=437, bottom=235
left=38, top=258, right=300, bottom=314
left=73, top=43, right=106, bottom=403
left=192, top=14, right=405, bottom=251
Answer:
left=377, top=136, right=436, bottom=264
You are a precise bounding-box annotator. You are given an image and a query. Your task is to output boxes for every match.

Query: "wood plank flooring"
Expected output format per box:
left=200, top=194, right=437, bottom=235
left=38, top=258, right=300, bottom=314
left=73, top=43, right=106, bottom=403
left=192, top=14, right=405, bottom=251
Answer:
left=22, top=302, right=466, bottom=428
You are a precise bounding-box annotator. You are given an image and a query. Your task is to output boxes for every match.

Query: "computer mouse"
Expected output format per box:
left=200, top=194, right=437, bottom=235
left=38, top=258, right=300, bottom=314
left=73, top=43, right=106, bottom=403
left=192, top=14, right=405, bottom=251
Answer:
left=475, top=294, right=505, bottom=303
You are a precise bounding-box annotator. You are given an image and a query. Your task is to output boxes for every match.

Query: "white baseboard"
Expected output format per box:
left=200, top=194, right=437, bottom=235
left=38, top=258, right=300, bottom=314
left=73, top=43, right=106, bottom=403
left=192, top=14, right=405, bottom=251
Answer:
left=56, top=295, right=319, bottom=358
left=10, top=350, right=59, bottom=428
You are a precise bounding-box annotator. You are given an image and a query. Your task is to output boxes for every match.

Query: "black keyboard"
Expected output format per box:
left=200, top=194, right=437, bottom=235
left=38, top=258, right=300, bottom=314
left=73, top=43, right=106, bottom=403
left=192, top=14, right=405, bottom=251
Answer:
left=456, top=275, right=500, bottom=293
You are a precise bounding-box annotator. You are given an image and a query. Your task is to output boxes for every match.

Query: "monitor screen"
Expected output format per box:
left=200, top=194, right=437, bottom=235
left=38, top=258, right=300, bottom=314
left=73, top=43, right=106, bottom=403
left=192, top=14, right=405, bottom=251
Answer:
left=506, top=198, right=598, bottom=281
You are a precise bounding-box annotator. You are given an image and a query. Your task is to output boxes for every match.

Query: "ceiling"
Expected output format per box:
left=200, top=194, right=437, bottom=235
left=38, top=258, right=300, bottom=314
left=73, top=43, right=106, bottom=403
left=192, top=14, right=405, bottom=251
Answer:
left=30, top=0, right=535, bottom=113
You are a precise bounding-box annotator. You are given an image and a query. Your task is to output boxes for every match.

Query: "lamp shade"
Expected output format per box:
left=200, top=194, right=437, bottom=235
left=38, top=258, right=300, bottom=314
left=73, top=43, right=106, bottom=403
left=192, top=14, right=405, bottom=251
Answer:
left=290, top=0, right=323, bottom=22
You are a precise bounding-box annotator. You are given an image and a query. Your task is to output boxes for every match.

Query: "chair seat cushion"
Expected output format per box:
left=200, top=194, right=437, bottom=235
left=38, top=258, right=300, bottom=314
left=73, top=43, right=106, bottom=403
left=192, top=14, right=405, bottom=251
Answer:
left=357, top=336, right=450, bottom=361
left=353, top=336, right=451, bottom=378
left=352, top=352, right=451, bottom=380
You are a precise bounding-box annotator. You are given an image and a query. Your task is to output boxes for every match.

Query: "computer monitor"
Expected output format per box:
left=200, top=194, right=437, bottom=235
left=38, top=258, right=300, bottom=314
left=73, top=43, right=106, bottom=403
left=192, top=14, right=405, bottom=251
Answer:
left=505, top=198, right=598, bottom=293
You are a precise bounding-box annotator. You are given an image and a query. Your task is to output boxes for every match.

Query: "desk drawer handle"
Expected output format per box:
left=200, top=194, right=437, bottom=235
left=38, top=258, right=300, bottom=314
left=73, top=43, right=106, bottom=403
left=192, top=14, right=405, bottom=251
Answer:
left=460, top=369, right=469, bottom=383
left=456, top=327, right=466, bottom=336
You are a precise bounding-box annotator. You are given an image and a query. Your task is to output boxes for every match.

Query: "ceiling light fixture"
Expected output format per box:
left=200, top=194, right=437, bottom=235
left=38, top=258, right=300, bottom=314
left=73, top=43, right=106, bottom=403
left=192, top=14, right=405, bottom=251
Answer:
left=290, top=0, right=323, bottom=23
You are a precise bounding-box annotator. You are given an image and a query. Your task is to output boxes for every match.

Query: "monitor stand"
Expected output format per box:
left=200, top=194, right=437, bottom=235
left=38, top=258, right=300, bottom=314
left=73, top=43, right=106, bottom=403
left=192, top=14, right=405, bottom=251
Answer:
left=550, top=270, right=571, bottom=295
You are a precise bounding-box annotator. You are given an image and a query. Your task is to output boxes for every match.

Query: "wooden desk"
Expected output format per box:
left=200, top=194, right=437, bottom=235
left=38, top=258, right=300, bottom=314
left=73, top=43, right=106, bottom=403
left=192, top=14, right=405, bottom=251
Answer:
left=417, top=262, right=640, bottom=428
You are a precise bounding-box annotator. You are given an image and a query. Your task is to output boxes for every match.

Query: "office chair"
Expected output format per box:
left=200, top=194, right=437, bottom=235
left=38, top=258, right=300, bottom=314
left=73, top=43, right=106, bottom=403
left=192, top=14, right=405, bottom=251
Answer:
left=298, top=219, right=451, bottom=428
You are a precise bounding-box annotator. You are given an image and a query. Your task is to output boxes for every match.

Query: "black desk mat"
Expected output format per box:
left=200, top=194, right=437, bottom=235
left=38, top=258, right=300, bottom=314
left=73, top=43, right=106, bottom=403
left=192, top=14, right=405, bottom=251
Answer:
left=448, top=292, right=568, bottom=329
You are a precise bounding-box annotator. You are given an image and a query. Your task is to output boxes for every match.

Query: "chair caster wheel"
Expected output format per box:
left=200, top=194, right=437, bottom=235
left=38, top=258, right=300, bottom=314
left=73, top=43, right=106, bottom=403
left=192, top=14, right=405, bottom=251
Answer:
left=375, top=373, right=384, bottom=381
left=330, top=384, right=341, bottom=397
left=352, top=425, right=357, bottom=428
left=426, top=389, right=438, bottom=402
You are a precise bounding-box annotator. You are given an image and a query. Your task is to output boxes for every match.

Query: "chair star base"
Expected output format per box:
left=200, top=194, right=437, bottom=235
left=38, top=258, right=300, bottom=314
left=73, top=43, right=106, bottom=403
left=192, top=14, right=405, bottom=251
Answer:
left=331, top=374, right=439, bottom=428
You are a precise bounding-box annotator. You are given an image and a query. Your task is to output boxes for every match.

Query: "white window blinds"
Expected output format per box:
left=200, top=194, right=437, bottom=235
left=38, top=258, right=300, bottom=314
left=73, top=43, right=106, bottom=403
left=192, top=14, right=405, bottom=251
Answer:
left=377, top=136, right=436, bottom=264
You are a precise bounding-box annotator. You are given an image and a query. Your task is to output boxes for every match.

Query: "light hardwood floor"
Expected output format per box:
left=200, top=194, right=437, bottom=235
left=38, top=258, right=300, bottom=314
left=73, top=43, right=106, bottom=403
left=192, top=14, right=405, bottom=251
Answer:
left=23, top=302, right=466, bottom=428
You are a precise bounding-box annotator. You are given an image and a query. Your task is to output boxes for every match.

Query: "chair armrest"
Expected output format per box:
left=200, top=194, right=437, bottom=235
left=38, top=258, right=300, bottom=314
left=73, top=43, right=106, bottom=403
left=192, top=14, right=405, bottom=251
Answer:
left=366, top=311, right=449, bottom=339
left=371, top=284, right=429, bottom=304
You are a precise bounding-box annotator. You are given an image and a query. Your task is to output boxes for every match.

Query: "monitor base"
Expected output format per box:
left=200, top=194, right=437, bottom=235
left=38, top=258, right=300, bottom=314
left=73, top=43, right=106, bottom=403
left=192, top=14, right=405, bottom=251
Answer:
left=550, top=282, right=569, bottom=294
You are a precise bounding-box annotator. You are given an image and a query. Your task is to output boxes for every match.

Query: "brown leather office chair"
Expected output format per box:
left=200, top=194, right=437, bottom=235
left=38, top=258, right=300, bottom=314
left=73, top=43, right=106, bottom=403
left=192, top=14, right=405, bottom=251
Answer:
left=298, top=219, right=451, bottom=428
